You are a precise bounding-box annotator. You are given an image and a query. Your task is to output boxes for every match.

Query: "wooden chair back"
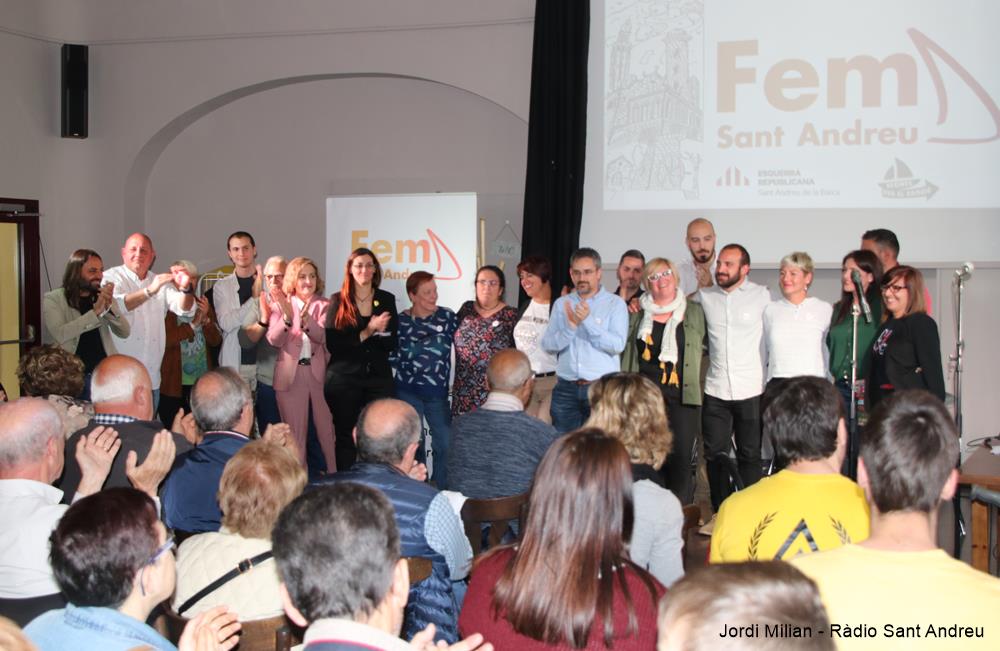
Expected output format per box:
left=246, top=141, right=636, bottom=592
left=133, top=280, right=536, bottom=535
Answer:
left=405, top=557, right=434, bottom=585
left=157, top=604, right=300, bottom=651
left=681, top=503, right=701, bottom=570
left=460, top=493, right=528, bottom=555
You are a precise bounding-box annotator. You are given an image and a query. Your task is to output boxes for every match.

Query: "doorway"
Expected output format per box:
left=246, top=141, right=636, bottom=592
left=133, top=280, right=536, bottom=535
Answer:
left=0, top=198, right=41, bottom=400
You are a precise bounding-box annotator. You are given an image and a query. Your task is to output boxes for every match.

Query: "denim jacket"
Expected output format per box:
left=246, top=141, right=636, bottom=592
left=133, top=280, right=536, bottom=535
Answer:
left=25, top=603, right=176, bottom=651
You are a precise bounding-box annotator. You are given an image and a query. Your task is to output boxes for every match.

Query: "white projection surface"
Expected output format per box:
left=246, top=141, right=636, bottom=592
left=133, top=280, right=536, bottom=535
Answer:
left=581, top=0, right=1000, bottom=264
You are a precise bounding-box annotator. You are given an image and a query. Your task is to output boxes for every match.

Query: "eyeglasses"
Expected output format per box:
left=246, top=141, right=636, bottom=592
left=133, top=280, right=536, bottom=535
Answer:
left=139, top=535, right=176, bottom=596
left=570, top=268, right=597, bottom=277
left=352, top=263, right=375, bottom=271
left=647, top=270, right=673, bottom=282
left=882, top=283, right=908, bottom=294
left=476, top=279, right=500, bottom=287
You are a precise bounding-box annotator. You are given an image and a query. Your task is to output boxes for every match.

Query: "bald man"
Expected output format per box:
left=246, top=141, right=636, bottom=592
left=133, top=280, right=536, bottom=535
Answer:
left=317, top=399, right=472, bottom=644
left=102, top=233, right=196, bottom=407
left=59, top=355, right=189, bottom=498
left=450, top=349, right=559, bottom=499
left=678, top=218, right=718, bottom=296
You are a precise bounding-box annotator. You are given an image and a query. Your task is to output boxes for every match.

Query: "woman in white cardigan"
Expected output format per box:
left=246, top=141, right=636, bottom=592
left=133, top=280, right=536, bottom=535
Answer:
left=586, top=373, right=685, bottom=587
left=172, top=440, right=306, bottom=620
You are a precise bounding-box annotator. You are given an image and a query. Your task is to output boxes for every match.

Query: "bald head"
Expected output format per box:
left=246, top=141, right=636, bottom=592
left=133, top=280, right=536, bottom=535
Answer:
left=191, top=368, right=252, bottom=434
left=122, top=232, right=155, bottom=278
left=487, top=348, right=533, bottom=396
left=0, top=398, right=64, bottom=477
left=686, top=218, right=716, bottom=264
left=355, top=399, right=421, bottom=466
left=91, top=355, right=154, bottom=420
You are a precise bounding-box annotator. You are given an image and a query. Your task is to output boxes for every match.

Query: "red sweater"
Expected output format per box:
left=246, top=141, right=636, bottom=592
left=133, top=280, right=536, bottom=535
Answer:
left=459, top=549, right=664, bottom=650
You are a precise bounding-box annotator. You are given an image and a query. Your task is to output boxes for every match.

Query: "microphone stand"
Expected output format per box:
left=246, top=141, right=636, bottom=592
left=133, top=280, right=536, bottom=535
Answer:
left=846, top=302, right=860, bottom=480
left=951, top=271, right=968, bottom=558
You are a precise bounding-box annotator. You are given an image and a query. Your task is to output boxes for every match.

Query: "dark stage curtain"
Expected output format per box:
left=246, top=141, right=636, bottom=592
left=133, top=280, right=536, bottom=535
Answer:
left=520, top=0, right=590, bottom=295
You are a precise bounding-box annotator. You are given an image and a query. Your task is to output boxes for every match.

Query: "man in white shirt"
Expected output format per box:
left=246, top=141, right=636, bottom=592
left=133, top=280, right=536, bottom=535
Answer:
left=103, top=233, right=195, bottom=408
left=0, top=398, right=171, bottom=624
left=698, top=244, right=772, bottom=511
left=678, top=218, right=717, bottom=297
left=213, top=231, right=261, bottom=389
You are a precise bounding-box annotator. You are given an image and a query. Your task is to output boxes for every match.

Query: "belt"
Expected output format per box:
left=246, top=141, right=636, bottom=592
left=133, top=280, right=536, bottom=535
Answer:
left=535, top=371, right=556, bottom=378
left=574, top=379, right=594, bottom=386
left=298, top=358, right=312, bottom=366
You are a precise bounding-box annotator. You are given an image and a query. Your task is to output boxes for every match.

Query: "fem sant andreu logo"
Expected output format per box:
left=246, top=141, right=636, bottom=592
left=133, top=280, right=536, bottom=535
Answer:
left=351, top=228, right=463, bottom=280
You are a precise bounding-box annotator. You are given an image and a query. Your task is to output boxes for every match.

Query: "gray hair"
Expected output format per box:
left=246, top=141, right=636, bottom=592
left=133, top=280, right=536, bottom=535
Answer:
left=356, top=399, right=421, bottom=465
left=486, top=349, right=533, bottom=392
left=191, top=367, right=251, bottom=432
left=0, top=398, right=63, bottom=472
left=172, top=259, right=198, bottom=276
left=90, top=357, right=149, bottom=405
left=570, top=247, right=602, bottom=269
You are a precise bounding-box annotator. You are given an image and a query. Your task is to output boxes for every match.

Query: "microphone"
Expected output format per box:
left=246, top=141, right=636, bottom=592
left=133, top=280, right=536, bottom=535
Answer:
left=851, top=270, right=872, bottom=323
left=955, top=262, right=974, bottom=280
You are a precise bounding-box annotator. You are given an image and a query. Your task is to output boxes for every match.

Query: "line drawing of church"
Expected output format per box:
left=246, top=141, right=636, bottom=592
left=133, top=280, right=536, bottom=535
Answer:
left=605, top=0, right=704, bottom=200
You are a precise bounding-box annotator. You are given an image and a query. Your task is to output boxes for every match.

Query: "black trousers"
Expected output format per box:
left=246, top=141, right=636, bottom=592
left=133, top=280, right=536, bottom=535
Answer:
left=702, top=393, right=762, bottom=511
left=661, top=393, right=700, bottom=505
left=324, top=373, right=394, bottom=471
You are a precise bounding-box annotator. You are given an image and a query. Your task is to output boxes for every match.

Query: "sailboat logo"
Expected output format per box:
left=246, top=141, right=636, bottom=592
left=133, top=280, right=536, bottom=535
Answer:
left=879, top=159, right=938, bottom=200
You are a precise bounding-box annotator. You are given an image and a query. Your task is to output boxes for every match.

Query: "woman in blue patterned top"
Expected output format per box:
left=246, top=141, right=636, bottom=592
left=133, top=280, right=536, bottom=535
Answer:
left=392, top=271, right=458, bottom=488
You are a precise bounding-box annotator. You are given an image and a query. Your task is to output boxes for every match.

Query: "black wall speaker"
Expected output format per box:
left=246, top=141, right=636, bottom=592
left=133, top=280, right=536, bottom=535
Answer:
left=61, top=44, right=88, bottom=138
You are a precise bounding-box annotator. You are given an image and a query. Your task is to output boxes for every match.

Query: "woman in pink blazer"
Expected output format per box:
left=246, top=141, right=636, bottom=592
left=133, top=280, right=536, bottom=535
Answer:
left=266, top=256, right=337, bottom=474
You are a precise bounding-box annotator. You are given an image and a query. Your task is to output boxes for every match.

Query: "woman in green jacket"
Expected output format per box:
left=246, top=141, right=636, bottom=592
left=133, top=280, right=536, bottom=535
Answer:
left=622, top=257, right=704, bottom=504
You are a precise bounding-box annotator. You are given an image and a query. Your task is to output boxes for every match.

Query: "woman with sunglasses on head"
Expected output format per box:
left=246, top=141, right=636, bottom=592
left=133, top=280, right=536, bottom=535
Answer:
left=452, top=265, right=518, bottom=416
left=325, top=248, right=398, bottom=472
left=621, top=258, right=704, bottom=505
left=867, top=265, right=945, bottom=409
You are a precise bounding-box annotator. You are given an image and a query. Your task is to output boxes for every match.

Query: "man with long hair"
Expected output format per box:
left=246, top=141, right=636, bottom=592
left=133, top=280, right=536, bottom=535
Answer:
left=42, top=249, right=130, bottom=394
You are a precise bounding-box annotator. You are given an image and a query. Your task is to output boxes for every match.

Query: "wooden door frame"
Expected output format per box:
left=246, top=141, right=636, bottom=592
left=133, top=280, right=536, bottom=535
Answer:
left=0, top=198, right=42, bottom=352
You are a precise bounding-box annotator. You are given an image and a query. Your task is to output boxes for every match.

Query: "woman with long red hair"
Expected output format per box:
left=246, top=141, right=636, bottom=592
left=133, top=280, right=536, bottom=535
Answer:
left=324, top=248, right=398, bottom=471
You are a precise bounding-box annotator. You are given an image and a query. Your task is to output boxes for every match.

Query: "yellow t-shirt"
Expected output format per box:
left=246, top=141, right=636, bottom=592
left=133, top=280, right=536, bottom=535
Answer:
left=792, top=545, right=1000, bottom=650
left=710, top=470, right=869, bottom=562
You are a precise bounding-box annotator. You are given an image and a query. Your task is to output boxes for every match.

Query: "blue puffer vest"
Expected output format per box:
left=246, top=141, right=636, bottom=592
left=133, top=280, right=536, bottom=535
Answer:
left=323, top=463, right=459, bottom=643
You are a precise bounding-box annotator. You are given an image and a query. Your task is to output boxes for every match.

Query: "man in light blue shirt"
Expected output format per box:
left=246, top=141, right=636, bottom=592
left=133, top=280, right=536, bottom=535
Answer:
left=542, top=248, right=628, bottom=432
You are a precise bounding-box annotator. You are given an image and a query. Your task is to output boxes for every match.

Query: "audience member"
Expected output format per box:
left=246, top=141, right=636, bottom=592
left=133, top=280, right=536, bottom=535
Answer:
left=16, top=345, right=93, bottom=438
left=699, top=243, right=772, bottom=510
left=24, top=487, right=240, bottom=651
left=677, top=218, right=717, bottom=296
left=710, top=376, right=869, bottom=562
left=267, top=256, right=337, bottom=474
left=161, top=368, right=262, bottom=533
left=614, top=249, right=646, bottom=307
left=173, top=440, right=306, bottom=619
left=621, top=257, right=705, bottom=503
left=867, top=265, right=945, bottom=409
left=213, top=231, right=260, bottom=385
left=393, top=271, right=458, bottom=488
left=325, top=247, right=399, bottom=472
left=586, top=373, right=685, bottom=586
left=318, top=399, right=472, bottom=644
left=103, top=232, right=196, bottom=408
left=793, top=390, right=1000, bottom=650
left=460, top=429, right=664, bottom=649
left=657, top=561, right=834, bottom=651
left=0, top=399, right=117, bottom=620
left=449, top=349, right=559, bottom=499
left=59, top=355, right=189, bottom=497
left=763, top=252, right=832, bottom=384
left=237, top=255, right=286, bottom=430
left=0, top=615, right=37, bottom=651
left=513, top=256, right=557, bottom=423
left=160, top=260, right=223, bottom=427
left=273, top=482, right=491, bottom=651
left=42, top=248, right=130, bottom=393
left=452, top=265, right=518, bottom=417
left=542, top=248, right=628, bottom=432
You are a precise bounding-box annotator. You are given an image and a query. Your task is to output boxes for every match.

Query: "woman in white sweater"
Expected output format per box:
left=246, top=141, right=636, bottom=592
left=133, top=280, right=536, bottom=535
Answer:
left=586, top=373, right=685, bottom=587
left=172, top=440, right=306, bottom=619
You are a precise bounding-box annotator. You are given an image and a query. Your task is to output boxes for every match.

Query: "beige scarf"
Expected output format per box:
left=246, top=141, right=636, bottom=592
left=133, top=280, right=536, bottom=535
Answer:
left=638, top=292, right=686, bottom=385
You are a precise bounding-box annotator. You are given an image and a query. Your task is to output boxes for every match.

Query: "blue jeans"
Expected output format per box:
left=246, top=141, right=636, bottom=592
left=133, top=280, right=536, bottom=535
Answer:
left=550, top=378, right=592, bottom=433
left=396, top=385, right=453, bottom=490
left=255, top=382, right=282, bottom=431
